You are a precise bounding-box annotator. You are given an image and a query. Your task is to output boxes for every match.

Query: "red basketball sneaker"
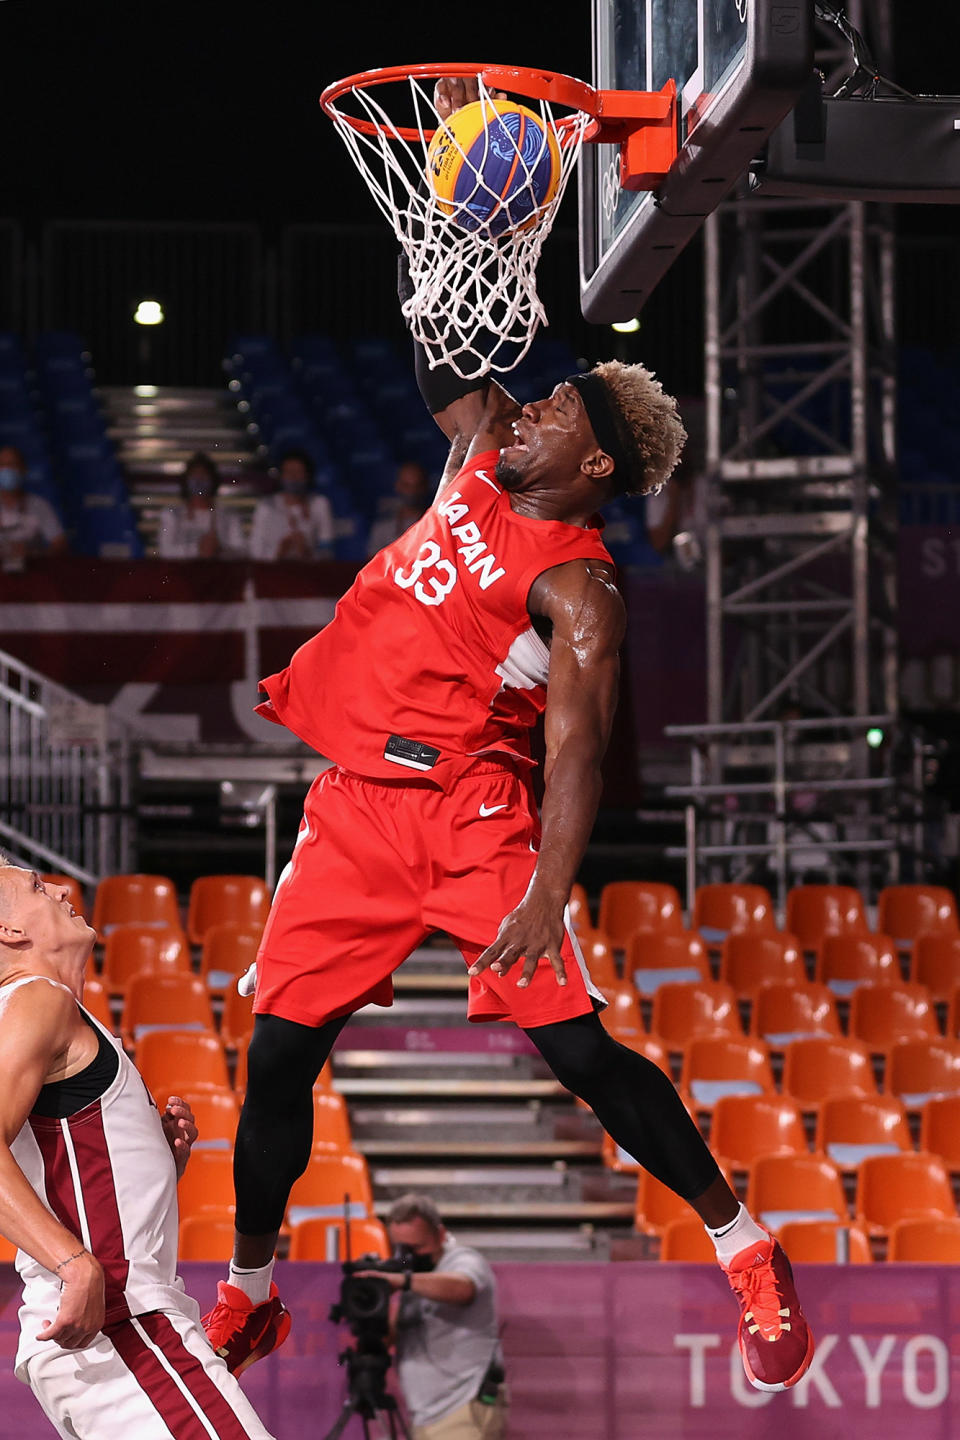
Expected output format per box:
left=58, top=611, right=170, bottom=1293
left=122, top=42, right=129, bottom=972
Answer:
left=202, top=1281, right=291, bottom=1376
left=721, top=1234, right=815, bottom=1391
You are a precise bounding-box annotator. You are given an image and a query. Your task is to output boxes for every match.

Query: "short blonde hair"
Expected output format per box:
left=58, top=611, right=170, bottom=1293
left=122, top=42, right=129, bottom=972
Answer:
left=592, top=360, right=687, bottom=496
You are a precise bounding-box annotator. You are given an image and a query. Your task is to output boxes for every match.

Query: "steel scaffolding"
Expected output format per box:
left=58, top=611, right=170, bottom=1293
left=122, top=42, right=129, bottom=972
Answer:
left=672, top=0, right=907, bottom=905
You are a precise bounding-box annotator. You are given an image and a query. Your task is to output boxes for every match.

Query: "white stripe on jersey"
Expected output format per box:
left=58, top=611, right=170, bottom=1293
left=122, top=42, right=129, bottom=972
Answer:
left=58, top=1118, right=93, bottom=1251
left=565, top=908, right=607, bottom=1010
left=129, top=1316, right=224, bottom=1440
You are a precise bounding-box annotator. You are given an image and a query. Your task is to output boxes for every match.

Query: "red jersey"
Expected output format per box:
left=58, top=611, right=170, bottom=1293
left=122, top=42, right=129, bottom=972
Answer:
left=256, top=449, right=612, bottom=787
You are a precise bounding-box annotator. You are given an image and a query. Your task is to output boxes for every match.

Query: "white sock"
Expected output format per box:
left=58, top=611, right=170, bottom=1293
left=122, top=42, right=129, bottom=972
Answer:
left=228, top=1258, right=275, bottom=1305
left=706, top=1203, right=769, bottom=1265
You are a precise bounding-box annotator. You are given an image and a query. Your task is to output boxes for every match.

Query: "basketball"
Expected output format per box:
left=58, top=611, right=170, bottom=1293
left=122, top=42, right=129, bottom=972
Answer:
left=426, top=99, right=561, bottom=236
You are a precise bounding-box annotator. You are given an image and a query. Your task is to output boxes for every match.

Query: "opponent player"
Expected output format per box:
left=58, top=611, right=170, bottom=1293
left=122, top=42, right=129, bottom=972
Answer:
left=204, top=76, right=814, bottom=1399
left=0, top=860, right=275, bottom=1440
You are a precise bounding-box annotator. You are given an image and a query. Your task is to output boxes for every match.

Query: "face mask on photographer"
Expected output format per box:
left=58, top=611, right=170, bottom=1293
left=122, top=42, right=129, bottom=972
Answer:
left=0, top=467, right=21, bottom=492
left=281, top=474, right=309, bottom=497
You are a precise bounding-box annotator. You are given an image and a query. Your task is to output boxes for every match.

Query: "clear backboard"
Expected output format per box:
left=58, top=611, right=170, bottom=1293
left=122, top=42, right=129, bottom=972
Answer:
left=579, top=0, right=814, bottom=323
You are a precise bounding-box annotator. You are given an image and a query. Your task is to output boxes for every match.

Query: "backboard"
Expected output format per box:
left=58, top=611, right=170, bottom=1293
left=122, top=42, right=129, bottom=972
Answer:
left=579, top=0, right=814, bottom=323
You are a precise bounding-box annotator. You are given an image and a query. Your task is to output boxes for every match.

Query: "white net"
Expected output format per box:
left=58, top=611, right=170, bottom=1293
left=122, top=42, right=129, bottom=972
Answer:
left=326, top=75, right=589, bottom=380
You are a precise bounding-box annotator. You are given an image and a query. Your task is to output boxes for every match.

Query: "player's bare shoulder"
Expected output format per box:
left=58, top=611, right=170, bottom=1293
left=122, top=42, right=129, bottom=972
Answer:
left=528, top=557, right=626, bottom=653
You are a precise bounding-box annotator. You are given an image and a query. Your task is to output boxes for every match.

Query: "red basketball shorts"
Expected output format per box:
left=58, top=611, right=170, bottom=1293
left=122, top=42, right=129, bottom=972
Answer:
left=253, top=764, right=602, bottom=1029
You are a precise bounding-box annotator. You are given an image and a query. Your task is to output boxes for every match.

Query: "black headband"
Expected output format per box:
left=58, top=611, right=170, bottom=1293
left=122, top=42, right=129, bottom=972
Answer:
left=565, top=371, right=636, bottom=489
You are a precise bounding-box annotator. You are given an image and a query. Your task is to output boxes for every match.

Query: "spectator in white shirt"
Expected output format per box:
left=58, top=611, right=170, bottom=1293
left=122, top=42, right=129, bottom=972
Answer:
left=249, top=449, right=334, bottom=562
left=0, top=445, right=67, bottom=571
left=156, top=453, right=245, bottom=560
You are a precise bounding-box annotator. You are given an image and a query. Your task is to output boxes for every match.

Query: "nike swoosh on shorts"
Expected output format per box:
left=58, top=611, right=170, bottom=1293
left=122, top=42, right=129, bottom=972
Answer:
left=478, top=803, right=508, bottom=817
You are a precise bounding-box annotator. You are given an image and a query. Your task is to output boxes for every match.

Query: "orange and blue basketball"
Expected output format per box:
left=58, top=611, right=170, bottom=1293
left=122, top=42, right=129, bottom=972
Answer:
left=426, top=99, right=561, bottom=237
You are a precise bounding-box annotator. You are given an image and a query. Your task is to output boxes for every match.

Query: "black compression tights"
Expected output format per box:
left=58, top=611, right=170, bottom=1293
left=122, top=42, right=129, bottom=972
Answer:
left=234, top=1013, right=348, bottom=1236
left=525, top=1012, right=721, bottom=1202
left=234, top=1009, right=721, bottom=1235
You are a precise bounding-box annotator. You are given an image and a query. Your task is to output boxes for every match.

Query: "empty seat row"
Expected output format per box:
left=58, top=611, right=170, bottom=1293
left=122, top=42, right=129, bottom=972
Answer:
left=44, top=872, right=271, bottom=945
left=658, top=1215, right=960, bottom=1263
left=573, top=881, right=959, bottom=951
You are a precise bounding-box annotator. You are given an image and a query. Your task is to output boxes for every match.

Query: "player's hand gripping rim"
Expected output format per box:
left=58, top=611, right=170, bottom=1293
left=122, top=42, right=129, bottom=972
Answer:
left=468, top=899, right=568, bottom=990
left=434, top=75, right=508, bottom=122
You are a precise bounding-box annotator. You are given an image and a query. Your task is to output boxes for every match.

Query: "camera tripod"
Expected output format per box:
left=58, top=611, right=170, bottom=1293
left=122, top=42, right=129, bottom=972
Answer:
left=321, top=1340, right=412, bottom=1440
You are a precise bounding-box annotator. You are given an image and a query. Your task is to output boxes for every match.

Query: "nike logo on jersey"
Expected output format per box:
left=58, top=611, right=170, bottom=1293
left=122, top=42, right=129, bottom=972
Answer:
left=436, top=491, right=506, bottom=590
left=479, top=803, right=508, bottom=817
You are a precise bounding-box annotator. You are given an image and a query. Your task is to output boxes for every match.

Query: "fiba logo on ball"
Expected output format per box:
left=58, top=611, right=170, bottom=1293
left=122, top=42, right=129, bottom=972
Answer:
left=427, top=99, right=561, bottom=236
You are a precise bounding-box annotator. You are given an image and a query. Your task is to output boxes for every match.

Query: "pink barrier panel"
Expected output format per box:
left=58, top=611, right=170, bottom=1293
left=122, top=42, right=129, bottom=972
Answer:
left=3, top=1262, right=959, bottom=1436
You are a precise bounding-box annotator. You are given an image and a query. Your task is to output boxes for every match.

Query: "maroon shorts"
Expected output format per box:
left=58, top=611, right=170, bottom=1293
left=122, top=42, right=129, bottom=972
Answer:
left=253, top=764, right=600, bottom=1028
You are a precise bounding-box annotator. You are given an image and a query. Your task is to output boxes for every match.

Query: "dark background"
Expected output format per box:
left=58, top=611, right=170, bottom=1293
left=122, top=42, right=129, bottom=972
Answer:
left=1, top=0, right=957, bottom=232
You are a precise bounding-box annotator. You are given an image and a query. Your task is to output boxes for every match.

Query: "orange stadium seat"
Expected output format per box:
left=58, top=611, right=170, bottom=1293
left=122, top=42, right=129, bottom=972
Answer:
left=80, top=978, right=114, bottom=1032
left=693, top=884, right=776, bottom=946
left=120, top=973, right=216, bottom=1049
left=567, top=882, right=591, bottom=936
left=627, top=930, right=711, bottom=997
left=681, top=1036, right=774, bottom=1109
left=816, top=933, right=900, bottom=996
left=180, top=1088, right=240, bottom=1151
left=0, top=1233, right=18, bottom=1262
left=747, top=1153, right=847, bottom=1231
left=312, top=1091, right=353, bottom=1152
left=816, top=1093, right=911, bottom=1170
left=598, top=981, right=644, bottom=1039
left=176, top=1149, right=236, bottom=1223
left=886, top=1038, right=960, bottom=1107
left=720, top=931, right=806, bottom=995
left=949, top=988, right=960, bottom=1040
left=920, top=1095, right=960, bottom=1169
left=288, top=1216, right=391, bottom=1262
left=287, top=1152, right=373, bottom=1225
left=41, top=874, right=87, bottom=918
left=781, top=1037, right=877, bottom=1110
left=199, top=922, right=263, bottom=996
left=785, top=885, right=868, bottom=952
left=92, top=874, right=181, bottom=937
left=635, top=1169, right=698, bottom=1237
left=776, top=1220, right=872, bottom=1263
left=651, top=980, right=741, bottom=1049
left=597, top=881, right=684, bottom=948
left=848, top=983, right=939, bottom=1051
left=750, top=981, right=841, bottom=1046
left=101, top=925, right=190, bottom=995
left=913, top=933, right=960, bottom=1002
left=136, top=1029, right=230, bottom=1102
left=220, top=982, right=256, bottom=1051
left=856, top=1152, right=956, bottom=1234
left=577, top=930, right=618, bottom=990
left=659, top=1216, right=716, bottom=1262
left=187, top=875, right=272, bottom=947
left=708, top=1094, right=807, bottom=1171
left=888, top=1217, right=960, bottom=1262
left=179, top=1212, right=236, bottom=1261
left=878, top=885, right=959, bottom=949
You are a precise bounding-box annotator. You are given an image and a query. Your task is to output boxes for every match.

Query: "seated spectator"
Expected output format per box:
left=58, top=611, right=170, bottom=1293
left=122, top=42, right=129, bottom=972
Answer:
left=0, top=445, right=67, bottom=570
left=156, top=452, right=245, bottom=560
left=366, top=460, right=432, bottom=557
left=249, top=449, right=334, bottom=561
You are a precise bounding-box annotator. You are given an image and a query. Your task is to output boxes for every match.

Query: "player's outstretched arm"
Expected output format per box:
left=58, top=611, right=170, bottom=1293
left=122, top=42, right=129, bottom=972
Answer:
left=0, top=983, right=105, bottom=1347
left=399, top=72, right=521, bottom=486
left=469, top=559, right=625, bottom=987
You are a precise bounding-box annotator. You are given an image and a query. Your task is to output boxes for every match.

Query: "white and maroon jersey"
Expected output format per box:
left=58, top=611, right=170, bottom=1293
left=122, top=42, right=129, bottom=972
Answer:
left=256, top=450, right=613, bottom=787
left=9, top=978, right=187, bottom=1373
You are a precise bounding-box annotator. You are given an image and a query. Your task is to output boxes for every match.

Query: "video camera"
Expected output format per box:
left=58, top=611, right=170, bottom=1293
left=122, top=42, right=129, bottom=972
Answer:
left=330, top=1246, right=433, bottom=1342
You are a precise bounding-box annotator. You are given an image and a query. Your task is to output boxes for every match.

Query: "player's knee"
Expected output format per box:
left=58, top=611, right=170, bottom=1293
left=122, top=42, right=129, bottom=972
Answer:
left=525, top=1012, right=616, bottom=1094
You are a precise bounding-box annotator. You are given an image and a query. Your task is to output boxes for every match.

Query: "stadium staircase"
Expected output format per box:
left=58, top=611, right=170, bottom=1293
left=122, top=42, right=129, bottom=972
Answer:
left=337, top=943, right=638, bottom=1262
left=102, top=385, right=260, bottom=551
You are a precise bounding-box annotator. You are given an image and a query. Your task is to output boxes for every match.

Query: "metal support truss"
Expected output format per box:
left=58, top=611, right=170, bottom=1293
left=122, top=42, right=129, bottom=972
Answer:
left=687, top=0, right=903, bottom=898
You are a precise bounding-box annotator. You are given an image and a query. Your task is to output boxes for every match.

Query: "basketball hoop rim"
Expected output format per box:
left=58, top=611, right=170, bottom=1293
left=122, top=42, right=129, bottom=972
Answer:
left=319, top=62, right=600, bottom=143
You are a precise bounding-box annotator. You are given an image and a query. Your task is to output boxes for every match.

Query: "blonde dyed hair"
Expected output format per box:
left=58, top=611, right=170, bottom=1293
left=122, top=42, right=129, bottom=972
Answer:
left=592, top=360, right=687, bottom=496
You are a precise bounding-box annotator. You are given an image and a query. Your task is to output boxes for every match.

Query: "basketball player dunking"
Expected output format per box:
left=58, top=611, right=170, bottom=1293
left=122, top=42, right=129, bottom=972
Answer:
left=0, top=861, right=275, bottom=1440
left=205, top=75, right=814, bottom=1401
